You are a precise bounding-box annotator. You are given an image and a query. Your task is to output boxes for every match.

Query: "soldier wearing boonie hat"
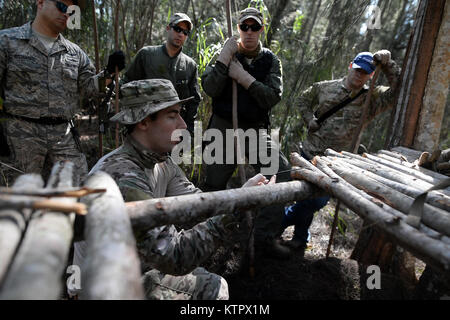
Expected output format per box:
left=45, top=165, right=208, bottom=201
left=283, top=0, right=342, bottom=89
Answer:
left=75, top=78, right=268, bottom=300
left=110, top=78, right=194, bottom=125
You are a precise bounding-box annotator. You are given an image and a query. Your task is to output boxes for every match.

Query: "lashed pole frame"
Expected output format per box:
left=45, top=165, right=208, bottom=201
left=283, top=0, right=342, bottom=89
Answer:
left=90, top=0, right=103, bottom=157
left=114, top=0, right=120, bottom=148
left=225, top=1, right=255, bottom=277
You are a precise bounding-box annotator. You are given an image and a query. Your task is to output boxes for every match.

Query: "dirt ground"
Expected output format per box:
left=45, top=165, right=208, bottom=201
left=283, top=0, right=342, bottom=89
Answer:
left=203, top=200, right=428, bottom=300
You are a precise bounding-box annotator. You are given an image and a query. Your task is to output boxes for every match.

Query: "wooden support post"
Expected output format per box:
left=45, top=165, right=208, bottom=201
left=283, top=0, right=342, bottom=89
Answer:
left=0, top=162, right=76, bottom=299
left=80, top=172, right=144, bottom=300
left=0, top=174, right=44, bottom=286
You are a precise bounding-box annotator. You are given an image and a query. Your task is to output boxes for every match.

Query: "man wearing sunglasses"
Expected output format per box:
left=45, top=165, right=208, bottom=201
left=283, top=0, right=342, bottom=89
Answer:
left=122, top=13, right=201, bottom=134
left=201, top=7, right=293, bottom=259
left=0, top=0, right=125, bottom=186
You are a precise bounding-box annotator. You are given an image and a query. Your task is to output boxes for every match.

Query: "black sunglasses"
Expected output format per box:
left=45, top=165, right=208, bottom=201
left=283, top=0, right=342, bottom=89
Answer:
left=239, top=23, right=262, bottom=32
left=171, top=25, right=190, bottom=36
left=49, top=0, right=76, bottom=16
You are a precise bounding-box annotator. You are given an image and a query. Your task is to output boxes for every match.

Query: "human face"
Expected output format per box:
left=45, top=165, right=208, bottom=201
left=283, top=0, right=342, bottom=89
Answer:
left=346, top=67, right=372, bottom=90
left=36, top=0, right=74, bottom=34
left=238, top=18, right=264, bottom=50
left=166, top=21, right=190, bottom=49
left=144, top=104, right=187, bottom=154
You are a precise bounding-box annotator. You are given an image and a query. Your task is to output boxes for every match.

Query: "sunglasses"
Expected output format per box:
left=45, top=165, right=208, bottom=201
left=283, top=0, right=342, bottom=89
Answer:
left=239, top=23, right=262, bottom=32
left=49, top=0, right=76, bottom=16
left=171, top=25, right=190, bottom=36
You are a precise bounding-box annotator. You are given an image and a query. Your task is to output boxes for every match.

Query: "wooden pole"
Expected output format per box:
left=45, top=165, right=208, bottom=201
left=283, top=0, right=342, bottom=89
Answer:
left=0, top=162, right=76, bottom=299
left=126, top=180, right=323, bottom=234
left=80, top=172, right=144, bottom=300
left=114, top=0, right=120, bottom=149
left=0, top=174, right=44, bottom=286
left=90, top=0, right=103, bottom=157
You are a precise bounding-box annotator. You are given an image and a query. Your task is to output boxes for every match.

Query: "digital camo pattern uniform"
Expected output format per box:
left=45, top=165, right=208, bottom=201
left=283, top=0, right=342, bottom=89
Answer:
left=121, top=44, right=201, bottom=133
left=0, top=22, right=99, bottom=184
left=299, top=59, right=400, bottom=158
left=88, top=135, right=243, bottom=300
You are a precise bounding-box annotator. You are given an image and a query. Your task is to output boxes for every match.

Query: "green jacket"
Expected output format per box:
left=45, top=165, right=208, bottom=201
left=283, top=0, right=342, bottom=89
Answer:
left=121, top=44, right=201, bottom=132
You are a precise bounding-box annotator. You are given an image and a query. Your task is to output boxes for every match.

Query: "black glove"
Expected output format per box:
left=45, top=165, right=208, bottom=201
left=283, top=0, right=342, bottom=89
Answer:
left=107, top=50, right=125, bottom=74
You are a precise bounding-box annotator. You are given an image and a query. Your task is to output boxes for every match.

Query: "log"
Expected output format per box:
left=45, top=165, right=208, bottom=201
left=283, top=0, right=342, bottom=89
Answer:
left=126, top=180, right=324, bottom=234
left=391, top=146, right=424, bottom=160
left=80, top=172, right=144, bottom=300
left=375, top=152, right=448, bottom=181
left=0, top=162, right=76, bottom=299
left=290, top=166, right=450, bottom=272
left=342, top=151, right=442, bottom=185
left=0, top=174, right=44, bottom=286
left=317, top=157, right=450, bottom=245
left=362, top=152, right=446, bottom=184
left=328, top=158, right=450, bottom=237
left=328, top=157, right=450, bottom=212
left=327, top=151, right=445, bottom=194
left=378, top=149, right=409, bottom=161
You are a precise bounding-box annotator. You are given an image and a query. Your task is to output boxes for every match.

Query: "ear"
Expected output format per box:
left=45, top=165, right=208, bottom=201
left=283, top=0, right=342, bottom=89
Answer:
left=166, top=25, right=171, bottom=32
left=349, top=62, right=353, bottom=70
left=136, top=117, right=150, bottom=130
left=36, top=0, right=45, bottom=10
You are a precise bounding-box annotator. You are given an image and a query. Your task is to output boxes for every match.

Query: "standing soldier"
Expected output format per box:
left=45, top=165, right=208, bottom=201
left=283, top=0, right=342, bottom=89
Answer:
left=121, top=13, right=201, bottom=134
left=201, top=7, right=292, bottom=258
left=0, top=0, right=125, bottom=185
left=282, top=51, right=400, bottom=251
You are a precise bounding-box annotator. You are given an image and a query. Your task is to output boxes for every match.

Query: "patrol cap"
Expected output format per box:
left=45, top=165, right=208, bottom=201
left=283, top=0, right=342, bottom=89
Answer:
left=352, top=52, right=375, bottom=74
left=169, top=13, right=193, bottom=30
left=110, top=79, right=194, bottom=125
left=239, top=7, right=264, bottom=26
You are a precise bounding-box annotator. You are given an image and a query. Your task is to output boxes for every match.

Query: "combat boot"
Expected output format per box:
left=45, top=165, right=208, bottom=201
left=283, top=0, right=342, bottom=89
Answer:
left=264, top=239, right=291, bottom=260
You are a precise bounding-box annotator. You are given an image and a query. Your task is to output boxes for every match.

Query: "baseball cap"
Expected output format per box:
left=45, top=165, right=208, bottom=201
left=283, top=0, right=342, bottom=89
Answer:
left=169, top=13, right=193, bottom=31
left=239, top=7, right=264, bottom=25
left=110, top=79, right=194, bottom=125
left=352, top=52, right=375, bottom=74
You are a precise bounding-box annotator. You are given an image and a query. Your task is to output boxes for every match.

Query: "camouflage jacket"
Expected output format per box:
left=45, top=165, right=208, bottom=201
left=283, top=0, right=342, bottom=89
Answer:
left=121, top=44, right=201, bottom=132
left=0, top=22, right=98, bottom=119
left=201, top=43, right=283, bottom=126
left=300, top=60, right=401, bottom=158
left=90, top=135, right=243, bottom=275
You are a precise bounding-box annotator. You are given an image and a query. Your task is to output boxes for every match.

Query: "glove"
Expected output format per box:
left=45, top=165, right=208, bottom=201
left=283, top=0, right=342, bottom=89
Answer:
left=228, top=60, right=256, bottom=90
left=308, top=117, right=320, bottom=133
left=107, top=50, right=126, bottom=74
left=373, top=50, right=391, bottom=66
left=216, top=36, right=238, bottom=66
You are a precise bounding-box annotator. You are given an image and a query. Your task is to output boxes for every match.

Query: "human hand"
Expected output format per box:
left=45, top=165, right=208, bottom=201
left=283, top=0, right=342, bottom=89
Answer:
left=242, top=173, right=276, bottom=188
left=373, top=50, right=391, bottom=66
left=228, top=59, right=256, bottom=89
left=217, top=36, right=239, bottom=66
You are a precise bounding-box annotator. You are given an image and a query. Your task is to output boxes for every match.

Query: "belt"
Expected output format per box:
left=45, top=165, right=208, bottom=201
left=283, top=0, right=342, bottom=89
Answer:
left=2, top=113, right=68, bottom=125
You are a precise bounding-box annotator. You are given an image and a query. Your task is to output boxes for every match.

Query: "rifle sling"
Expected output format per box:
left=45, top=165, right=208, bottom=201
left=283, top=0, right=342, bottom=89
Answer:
left=315, top=88, right=368, bottom=125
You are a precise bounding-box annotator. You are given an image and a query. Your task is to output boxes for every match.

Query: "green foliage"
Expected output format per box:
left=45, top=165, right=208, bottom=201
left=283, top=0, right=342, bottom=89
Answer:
left=293, top=10, right=304, bottom=33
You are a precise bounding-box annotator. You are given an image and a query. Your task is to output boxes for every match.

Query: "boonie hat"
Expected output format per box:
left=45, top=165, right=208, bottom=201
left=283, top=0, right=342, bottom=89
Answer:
left=352, top=52, right=375, bottom=74
left=239, top=7, right=264, bottom=25
left=169, top=13, right=193, bottom=30
left=110, top=79, right=194, bottom=125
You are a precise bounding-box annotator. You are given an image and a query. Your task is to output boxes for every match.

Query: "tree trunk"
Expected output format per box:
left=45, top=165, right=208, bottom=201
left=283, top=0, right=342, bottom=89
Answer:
left=265, top=0, right=290, bottom=47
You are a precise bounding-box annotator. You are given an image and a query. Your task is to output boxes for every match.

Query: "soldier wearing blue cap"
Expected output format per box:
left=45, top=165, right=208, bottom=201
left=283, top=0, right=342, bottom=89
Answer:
left=281, top=49, right=401, bottom=251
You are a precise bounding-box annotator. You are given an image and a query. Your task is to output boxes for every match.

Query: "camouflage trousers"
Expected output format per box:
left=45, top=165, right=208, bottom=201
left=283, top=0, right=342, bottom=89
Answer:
left=142, top=267, right=229, bottom=300
left=2, top=118, right=88, bottom=186
left=203, top=114, right=292, bottom=244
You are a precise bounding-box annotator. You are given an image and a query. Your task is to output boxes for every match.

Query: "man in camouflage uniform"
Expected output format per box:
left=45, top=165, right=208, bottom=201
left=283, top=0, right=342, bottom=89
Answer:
left=282, top=50, right=401, bottom=250
left=121, top=13, right=201, bottom=133
left=0, top=0, right=124, bottom=185
left=201, top=7, right=292, bottom=258
left=73, top=79, right=274, bottom=299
